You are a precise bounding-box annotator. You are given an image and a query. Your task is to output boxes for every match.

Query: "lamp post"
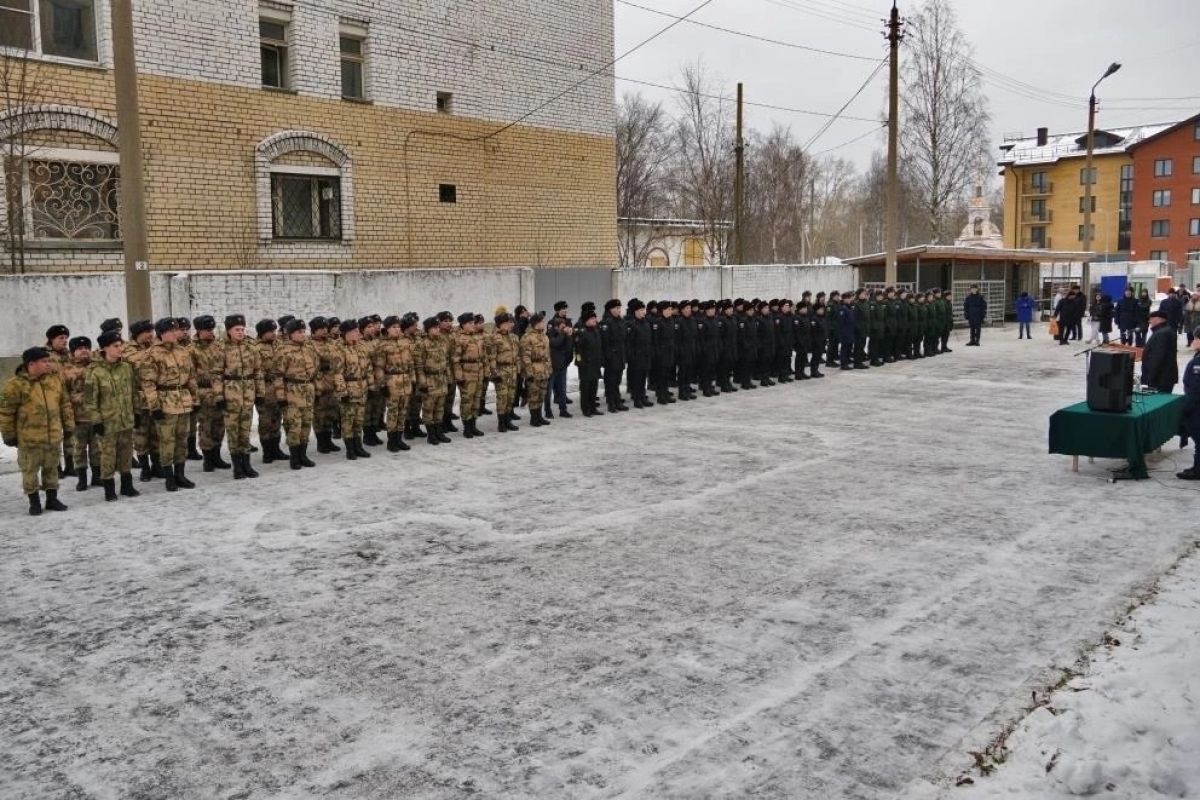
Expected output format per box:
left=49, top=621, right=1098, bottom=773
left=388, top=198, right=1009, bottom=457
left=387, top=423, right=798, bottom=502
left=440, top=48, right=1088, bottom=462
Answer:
left=1081, top=61, right=1121, bottom=291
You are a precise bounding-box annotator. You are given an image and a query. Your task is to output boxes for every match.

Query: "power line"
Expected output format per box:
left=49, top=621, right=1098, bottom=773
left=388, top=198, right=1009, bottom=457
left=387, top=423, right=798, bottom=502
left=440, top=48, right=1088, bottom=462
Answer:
left=616, top=75, right=883, bottom=122
left=802, top=57, right=888, bottom=151
left=758, top=0, right=880, bottom=33
left=811, top=123, right=885, bottom=155
left=616, top=0, right=881, bottom=61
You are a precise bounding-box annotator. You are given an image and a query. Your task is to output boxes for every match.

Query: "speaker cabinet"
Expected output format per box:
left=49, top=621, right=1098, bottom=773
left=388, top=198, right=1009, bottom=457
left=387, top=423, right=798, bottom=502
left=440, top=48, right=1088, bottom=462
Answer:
left=1087, top=349, right=1134, bottom=412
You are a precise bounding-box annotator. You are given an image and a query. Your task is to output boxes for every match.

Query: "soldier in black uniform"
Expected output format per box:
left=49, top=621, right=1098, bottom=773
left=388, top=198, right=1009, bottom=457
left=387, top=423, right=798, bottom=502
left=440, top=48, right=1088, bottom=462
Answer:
left=736, top=300, right=759, bottom=390
left=775, top=299, right=794, bottom=383
left=756, top=300, right=776, bottom=386
left=675, top=300, right=699, bottom=400
left=652, top=302, right=677, bottom=404
left=625, top=299, right=654, bottom=408
left=717, top=301, right=739, bottom=393
left=792, top=301, right=812, bottom=380
left=825, top=291, right=841, bottom=367
left=599, top=299, right=629, bottom=412
left=574, top=309, right=603, bottom=416
left=646, top=301, right=661, bottom=398
left=697, top=301, right=721, bottom=396
left=809, top=301, right=827, bottom=378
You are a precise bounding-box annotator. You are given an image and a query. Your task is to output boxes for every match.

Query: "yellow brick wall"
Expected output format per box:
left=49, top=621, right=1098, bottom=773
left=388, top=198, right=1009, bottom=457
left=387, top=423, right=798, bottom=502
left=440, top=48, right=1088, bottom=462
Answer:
left=1002, top=153, right=1127, bottom=252
left=9, top=62, right=617, bottom=271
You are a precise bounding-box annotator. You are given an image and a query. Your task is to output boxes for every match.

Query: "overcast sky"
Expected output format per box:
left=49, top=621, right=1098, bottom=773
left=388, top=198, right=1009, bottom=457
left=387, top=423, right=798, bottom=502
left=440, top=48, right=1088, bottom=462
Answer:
left=613, top=0, right=1200, bottom=182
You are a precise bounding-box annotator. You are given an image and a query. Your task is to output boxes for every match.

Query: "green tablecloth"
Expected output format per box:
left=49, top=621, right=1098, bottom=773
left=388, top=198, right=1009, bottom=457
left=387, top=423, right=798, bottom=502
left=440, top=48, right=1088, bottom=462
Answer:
left=1048, top=393, right=1185, bottom=478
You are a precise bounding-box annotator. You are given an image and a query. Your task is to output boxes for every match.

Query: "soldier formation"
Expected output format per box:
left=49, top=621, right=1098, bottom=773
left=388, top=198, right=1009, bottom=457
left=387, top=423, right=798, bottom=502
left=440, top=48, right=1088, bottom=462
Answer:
left=1, top=288, right=958, bottom=516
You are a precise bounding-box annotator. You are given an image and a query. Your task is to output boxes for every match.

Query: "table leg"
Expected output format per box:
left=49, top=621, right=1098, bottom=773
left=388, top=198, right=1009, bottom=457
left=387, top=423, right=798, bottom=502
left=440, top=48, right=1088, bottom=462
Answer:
left=1072, top=455, right=1079, bottom=472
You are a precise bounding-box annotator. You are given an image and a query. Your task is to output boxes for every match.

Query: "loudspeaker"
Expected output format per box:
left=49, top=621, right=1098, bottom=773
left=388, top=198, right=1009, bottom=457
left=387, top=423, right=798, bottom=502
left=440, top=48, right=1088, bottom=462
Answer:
left=1087, top=349, right=1133, bottom=412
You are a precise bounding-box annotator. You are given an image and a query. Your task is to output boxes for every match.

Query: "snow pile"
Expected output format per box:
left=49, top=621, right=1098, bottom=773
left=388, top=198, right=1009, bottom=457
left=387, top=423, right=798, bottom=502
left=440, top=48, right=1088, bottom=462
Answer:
left=954, top=545, right=1200, bottom=799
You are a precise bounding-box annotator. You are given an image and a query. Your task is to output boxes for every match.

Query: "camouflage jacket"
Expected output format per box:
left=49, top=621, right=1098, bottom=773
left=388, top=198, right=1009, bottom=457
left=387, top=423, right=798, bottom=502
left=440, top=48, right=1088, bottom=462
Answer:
left=274, top=340, right=320, bottom=403
left=84, top=358, right=136, bottom=433
left=60, top=357, right=93, bottom=425
left=520, top=330, right=551, bottom=379
left=138, top=342, right=198, bottom=415
left=339, top=340, right=372, bottom=402
left=0, top=367, right=75, bottom=446
left=415, top=334, right=450, bottom=386
left=485, top=331, right=521, bottom=377
left=212, top=338, right=264, bottom=403
left=451, top=330, right=486, bottom=383
left=373, top=336, right=417, bottom=387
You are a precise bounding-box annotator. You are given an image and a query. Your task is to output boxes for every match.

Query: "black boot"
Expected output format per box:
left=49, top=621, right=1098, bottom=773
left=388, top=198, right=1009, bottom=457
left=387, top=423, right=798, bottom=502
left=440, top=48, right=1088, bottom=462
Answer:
left=240, top=454, right=259, bottom=479
left=260, top=437, right=276, bottom=463
left=212, top=449, right=231, bottom=470
left=387, top=430, right=402, bottom=451
left=530, top=409, right=545, bottom=427
left=441, top=417, right=459, bottom=434
left=174, top=462, right=196, bottom=489
left=44, top=489, right=67, bottom=511
left=90, top=466, right=102, bottom=487
left=186, top=435, right=203, bottom=461
left=506, top=415, right=520, bottom=432
left=406, top=421, right=425, bottom=440
left=299, top=444, right=316, bottom=468
left=346, top=439, right=358, bottom=460
left=138, top=454, right=152, bottom=482
left=203, top=449, right=216, bottom=472
left=354, top=436, right=372, bottom=458
left=235, top=452, right=249, bottom=476
left=290, top=446, right=303, bottom=470
left=150, top=453, right=163, bottom=479
left=326, top=431, right=342, bottom=452
left=396, top=429, right=412, bottom=450
left=28, top=492, right=42, bottom=516
left=363, top=426, right=383, bottom=446
left=435, top=423, right=452, bottom=444
left=119, top=473, right=140, bottom=497
left=427, top=424, right=441, bottom=445
left=103, top=478, right=118, bottom=501
left=75, top=467, right=89, bottom=491
left=558, top=406, right=572, bottom=418
left=462, top=420, right=476, bottom=439
left=315, top=430, right=335, bottom=454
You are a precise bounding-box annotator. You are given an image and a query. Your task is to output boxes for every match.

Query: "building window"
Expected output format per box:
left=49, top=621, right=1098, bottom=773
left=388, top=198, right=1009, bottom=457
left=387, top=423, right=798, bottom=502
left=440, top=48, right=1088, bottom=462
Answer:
left=438, top=183, right=456, bottom=203
left=271, top=174, right=341, bottom=239
left=259, top=17, right=289, bottom=89
left=436, top=92, right=453, bottom=114
left=1193, top=187, right=1200, bottom=205
left=1152, top=189, right=1172, bottom=207
left=1031, top=171, right=1049, bottom=192
left=1151, top=219, right=1170, bottom=238
left=1077, top=224, right=1095, bottom=242
left=1078, top=196, right=1097, bottom=213
left=1154, top=158, right=1173, bottom=177
left=682, top=237, right=705, bottom=266
left=1030, top=226, right=1046, bottom=247
left=1193, top=156, right=1200, bottom=175
left=0, top=0, right=98, bottom=61
left=1191, top=219, right=1200, bottom=237
left=19, top=156, right=120, bottom=241
left=646, top=248, right=669, bottom=267
left=339, top=29, right=365, bottom=100
left=1149, top=250, right=1167, bottom=261
left=1030, top=198, right=1046, bottom=220
left=1079, top=167, right=1097, bottom=185
left=1195, top=120, right=1200, bottom=141
left=973, top=218, right=983, bottom=236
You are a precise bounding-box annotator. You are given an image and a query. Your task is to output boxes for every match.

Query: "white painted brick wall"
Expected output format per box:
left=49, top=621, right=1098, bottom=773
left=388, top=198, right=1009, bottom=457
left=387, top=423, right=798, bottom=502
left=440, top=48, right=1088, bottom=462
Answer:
left=132, top=0, right=614, bottom=137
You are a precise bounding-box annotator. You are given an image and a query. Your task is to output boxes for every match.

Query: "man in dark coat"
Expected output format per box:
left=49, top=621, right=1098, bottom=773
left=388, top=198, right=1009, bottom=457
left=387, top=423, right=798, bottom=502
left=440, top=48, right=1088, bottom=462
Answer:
left=1158, top=289, right=1184, bottom=341
left=574, top=311, right=603, bottom=416
left=598, top=299, right=629, bottom=412
left=545, top=316, right=575, bottom=419
left=1115, top=288, right=1139, bottom=345
left=1177, top=331, right=1200, bottom=479
left=736, top=301, right=758, bottom=389
left=624, top=299, right=653, bottom=408
left=651, top=302, right=677, bottom=404
left=1140, top=310, right=1179, bottom=393
left=697, top=301, right=721, bottom=395
left=837, top=294, right=858, bottom=370
left=963, top=285, right=988, bottom=346
left=675, top=301, right=699, bottom=400
left=717, top=301, right=738, bottom=393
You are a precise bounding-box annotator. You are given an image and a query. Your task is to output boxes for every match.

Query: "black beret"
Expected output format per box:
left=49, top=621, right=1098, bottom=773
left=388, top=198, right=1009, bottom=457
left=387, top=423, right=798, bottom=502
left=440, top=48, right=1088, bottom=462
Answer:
left=457, top=312, right=475, bottom=326
left=436, top=310, right=454, bottom=322
left=285, top=319, right=307, bottom=335
left=22, top=346, right=50, bottom=365
left=130, top=319, right=154, bottom=337
left=423, top=317, right=439, bottom=331
left=154, top=317, right=178, bottom=335
left=383, top=315, right=402, bottom=329
left=97, top=330, right=122, bottom=349
left=309, top=316, right=328, bottom=331
left=45, top=324, right=69, bottom=340
left=255, top=319, right=277, bottom=336
left=193, top=315, right=216, bottom=331
left=604, top=299, right=622, bottom=311
left=628, top=299, right=645, bottom=312
left=69, top=336, right=92, bottom=352
left=339, top=320, right=358, bottom=335
left=100, top=318, right=123, bottom=333
left=224, top=314, right=246, bottom=330
left=554, top=300, right=569, bottom=311
left=277, top=315, right=295, bottom=329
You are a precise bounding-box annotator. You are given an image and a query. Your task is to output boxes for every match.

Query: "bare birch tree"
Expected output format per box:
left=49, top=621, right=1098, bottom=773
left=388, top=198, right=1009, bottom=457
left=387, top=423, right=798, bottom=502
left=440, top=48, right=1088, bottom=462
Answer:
left=615, top=92, right=672, bottom=267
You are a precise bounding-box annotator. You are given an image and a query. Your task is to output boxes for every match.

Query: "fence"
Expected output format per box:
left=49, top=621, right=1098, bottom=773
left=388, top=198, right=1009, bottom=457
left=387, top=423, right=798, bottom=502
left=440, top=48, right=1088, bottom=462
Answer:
left=950, top=281, right=1007, bottom=325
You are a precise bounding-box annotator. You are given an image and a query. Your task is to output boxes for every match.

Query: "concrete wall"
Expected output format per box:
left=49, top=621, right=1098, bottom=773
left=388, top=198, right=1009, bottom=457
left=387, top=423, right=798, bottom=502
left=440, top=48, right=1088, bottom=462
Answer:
left=613, top=268, right=724, bottom=303
left=613, top=265, right=857, bottom=303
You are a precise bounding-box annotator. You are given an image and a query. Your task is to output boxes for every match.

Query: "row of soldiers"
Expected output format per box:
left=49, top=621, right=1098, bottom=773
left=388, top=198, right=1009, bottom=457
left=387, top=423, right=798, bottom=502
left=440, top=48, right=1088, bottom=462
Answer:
left=1, top=287, right=954, bottom=515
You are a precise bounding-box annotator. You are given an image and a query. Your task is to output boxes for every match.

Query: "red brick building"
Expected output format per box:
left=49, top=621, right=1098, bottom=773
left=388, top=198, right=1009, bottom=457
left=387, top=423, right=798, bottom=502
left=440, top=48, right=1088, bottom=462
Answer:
left=1128, top=113, right=1200, bottom=264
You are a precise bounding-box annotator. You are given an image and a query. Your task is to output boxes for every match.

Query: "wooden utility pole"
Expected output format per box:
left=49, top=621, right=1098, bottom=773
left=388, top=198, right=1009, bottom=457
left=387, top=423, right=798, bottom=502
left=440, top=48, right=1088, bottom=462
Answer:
left=734, top=82, right=745, bottom=266
left=111, top=0, right=152, bottom=321
left=884, top=1, right=903, bottom=284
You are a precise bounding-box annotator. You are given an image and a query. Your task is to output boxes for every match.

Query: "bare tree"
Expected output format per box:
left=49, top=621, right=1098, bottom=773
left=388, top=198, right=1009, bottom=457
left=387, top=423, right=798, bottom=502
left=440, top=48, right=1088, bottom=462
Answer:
left=1, top=52, right=43, bottom=273
left=900, top=0, right=990, bottom=244
left=615, top=92, right=672, bottom=267
left=665, top=62, right=734, bottom=265
left=742, top=125, right=810, bottom=263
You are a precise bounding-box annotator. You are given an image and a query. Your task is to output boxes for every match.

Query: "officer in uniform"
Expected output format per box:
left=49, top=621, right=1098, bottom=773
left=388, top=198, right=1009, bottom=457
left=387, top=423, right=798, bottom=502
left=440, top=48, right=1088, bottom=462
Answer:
left=792, top=302, right=811, bottom=380
left=309, top=317, right=342, bottom=454
left=361, top=315, right=386, bottom=445
left=415, top=317, right=452, bottom=444
left=436, top=311, right=461, bottom=433
left=574, top=309, right=603, bottom=416
left=486, top=312, right=522, bottom=431
left=374, top=314, right=417, bottom=451
left=698, top=300, right=722, bottom=394
left=1, top=347, right=73, bottom=515
left=939, top=288, right=955, bottom=353
left=868, top=290, right=886, bottom=367
left=838, top=293, right=859, bottom=370
left=545, top=315, right=575, bottom=419
left=755, top=300, right=776, bottom=386
left=192, top=315, right=231, bottom=472
left=676, top=300, right=700, bottom=399
left=1177, top=331, right=1200, bottom=479
left=736, top=300, right=758, bottom=390
left=775, top=299, right=794, bottom=383
left=61, top=336, right=100, bottom=490
left=809, top=301, right=827, bottom=378
left=521, top=311, right=553, bottom=427
left=275, top=318, right=319, bottom=469
left=253, top=319, right=286, bottom=463
left=599, top=299, right=629, bottom=412
left=652, top=301, right=677, bottom=404
left=85, top=329, right=139, bottom=500
left=717, top=301, right=739, bottom=393
left=213, top=314, right=262, bottom=479
left=452, top=312, right=486, bottom=438
left=625, top=300, right=654, bottom=408
left=823, top=291, right=839, bottom=367
left=337, top=319, right=372, bottom=459
left=44, top=324, right=71, bottom=476
left=139, top=318, right=199, bottom=491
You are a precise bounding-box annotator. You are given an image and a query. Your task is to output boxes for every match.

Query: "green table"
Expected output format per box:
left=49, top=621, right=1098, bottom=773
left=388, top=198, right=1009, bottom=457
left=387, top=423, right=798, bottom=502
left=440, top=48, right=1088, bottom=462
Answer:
left=1048, top=393, right=1185, bottom=479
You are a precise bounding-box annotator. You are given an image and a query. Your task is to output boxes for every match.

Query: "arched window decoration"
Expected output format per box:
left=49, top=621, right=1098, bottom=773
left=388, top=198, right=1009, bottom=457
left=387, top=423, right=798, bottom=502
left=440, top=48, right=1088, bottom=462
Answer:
left=647, top=247, right=669, bottom=267
left=255, top=131, right=354, bottom=244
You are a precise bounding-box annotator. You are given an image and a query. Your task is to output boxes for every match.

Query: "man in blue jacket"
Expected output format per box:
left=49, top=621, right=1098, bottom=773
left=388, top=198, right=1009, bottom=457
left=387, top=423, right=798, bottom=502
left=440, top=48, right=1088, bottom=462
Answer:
left=963, top=285, right=988, bottom=346
left=1015, top=292, right=1036, bottom=340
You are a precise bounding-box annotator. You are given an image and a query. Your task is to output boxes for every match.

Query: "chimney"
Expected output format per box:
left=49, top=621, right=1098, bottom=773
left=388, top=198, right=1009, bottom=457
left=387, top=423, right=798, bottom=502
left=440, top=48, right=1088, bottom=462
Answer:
left=1036, top=127, right=1049, bottom=146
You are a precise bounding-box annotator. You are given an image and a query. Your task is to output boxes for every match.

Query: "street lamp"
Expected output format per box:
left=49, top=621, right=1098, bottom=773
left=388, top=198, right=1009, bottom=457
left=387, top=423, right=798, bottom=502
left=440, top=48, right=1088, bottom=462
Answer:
left=1082, top=62, right=1121, bottom=291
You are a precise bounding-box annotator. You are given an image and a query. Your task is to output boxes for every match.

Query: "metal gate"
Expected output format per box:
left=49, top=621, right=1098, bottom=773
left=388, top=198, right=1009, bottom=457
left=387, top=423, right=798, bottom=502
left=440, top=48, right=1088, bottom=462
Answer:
left=951, top=280, right=1006, bottom=325
left=862, top=282, right=915, bottom=293
left=532, top=268, right=613, bottom=317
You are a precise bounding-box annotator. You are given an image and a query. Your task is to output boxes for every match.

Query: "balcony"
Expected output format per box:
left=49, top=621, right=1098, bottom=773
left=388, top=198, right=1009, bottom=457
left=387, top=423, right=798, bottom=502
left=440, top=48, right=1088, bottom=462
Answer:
left=1021, top=238, right=1052, bottom=250
left=1023, top=181, right=1053, bottom=196
left=1021, top=209, right=1053, bottom=224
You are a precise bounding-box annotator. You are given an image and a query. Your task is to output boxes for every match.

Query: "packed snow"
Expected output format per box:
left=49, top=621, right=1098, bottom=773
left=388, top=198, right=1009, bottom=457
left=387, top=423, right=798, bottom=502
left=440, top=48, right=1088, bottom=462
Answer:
left=1, top=329, right=1197, bottom=799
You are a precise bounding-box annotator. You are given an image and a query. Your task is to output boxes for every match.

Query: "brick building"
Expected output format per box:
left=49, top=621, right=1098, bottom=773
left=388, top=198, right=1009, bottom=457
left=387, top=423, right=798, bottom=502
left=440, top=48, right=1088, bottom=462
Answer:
left=0, top=0, right=617, bottom=273
left=1127, top=113, right=1200, bottom=265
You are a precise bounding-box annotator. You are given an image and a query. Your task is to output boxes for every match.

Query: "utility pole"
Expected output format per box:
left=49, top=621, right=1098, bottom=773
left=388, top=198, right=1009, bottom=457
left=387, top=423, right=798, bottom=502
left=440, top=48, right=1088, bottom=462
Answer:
left=1082, top=62, right=1121, bottom=293
left=111, top=0, right=152, bottom=321
left=884, top=1, right=903, bottom=284
left=734, top=82, right=745, bottom=266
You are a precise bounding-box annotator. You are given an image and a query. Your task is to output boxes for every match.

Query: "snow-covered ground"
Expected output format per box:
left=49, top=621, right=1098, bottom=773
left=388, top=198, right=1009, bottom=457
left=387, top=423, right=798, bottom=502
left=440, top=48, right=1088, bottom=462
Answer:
left=945, top=544, right=1200, bottom=799
left=1, top=329, right=1197, bottom=799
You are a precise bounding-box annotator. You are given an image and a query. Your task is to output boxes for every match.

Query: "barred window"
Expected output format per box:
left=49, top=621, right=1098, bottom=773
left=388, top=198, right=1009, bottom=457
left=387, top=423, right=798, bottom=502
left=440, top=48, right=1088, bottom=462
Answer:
left=271, top=173, right=341, bottom=240
left=0, top=0, right=97, bottom=61
left=16, top=158, right=121, bottom=241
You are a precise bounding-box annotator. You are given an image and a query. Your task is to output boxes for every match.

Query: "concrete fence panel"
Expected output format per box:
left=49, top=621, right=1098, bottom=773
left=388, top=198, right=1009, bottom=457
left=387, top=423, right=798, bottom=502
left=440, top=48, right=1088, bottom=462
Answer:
left=612, top=267, right=724, bottom=302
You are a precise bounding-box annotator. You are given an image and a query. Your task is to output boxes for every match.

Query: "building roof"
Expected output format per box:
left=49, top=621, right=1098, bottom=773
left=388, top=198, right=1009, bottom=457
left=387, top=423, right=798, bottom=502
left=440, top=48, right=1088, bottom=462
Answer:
left=997, top=122, right=1177, bottom=167
left=846, top=245, right=1095, bottom=267
left=618, top=217, right=733, bottom=229
left=1126, top=111, right=1200, bottom=151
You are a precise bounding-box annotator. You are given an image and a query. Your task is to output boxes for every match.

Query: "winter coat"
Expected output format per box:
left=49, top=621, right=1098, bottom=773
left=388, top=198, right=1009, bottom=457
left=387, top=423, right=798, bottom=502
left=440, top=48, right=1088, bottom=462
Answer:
left=718, top=315, right=738, bottom=361
left=274, top=339, right=320, bottom=404
left=451, top=330, right=486, bottom=384
left=736, top=314, right=758, bottom=359
left=0, top=367, right=74, bottom=446
left=598, top=314, right=626, bottom=366
left=547, top=326, right=574, bottom=371
left=1136, top=297, right=1152, bottom=329
left=1158, top=294, right=1183, bottom=330
left=213, top=338, right=264, bottom=409
left=484, top=331, right=521, bottom=379
left=84, top=358, right=136, bottom=433
left=1141, top=324, right=1179, bottom=393
left=573, top=326, right=602, bottom=380
left=1183, top=352, right=1200, bottom=416
left=138, top=341, right=198, bottom=415
left=963, top=293, right=988, bottom=324
left=676, top=315, right=699, bottom=364
left=837, top=305, right=857, bottom=342
left=1097, top=297, right=1114, bottom=333
left=339, top=340, right=372, bottom=403
left=520, top=329, right=553, bottom=379
left=1015, top=296, right=1036, bottom=324
left=698, top=315, right=721, bottom=362
left=1115, top=296, right=1139, bottom=330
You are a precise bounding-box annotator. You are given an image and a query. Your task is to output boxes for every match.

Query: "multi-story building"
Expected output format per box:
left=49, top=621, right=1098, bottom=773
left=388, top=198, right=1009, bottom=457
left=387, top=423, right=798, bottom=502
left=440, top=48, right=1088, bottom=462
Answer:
left=1127, top=113, right=1200, bottom=265
left=0, top=0, right=617, bottom=273
left=998, top=123, right=1172, bottom=259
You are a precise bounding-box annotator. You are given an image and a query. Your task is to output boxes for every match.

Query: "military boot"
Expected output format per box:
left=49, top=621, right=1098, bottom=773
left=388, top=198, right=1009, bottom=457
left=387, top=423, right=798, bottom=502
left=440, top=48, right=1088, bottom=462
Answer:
left=441, top=417, right=459, bottom=434
left=354, top=436, right=372, bottom=458
left=203, top=449, right=216, bottom=472
left=75, top=467, right=89, bottom=491
left=260, top=436, right=276, bottom=463
left=345, top=439, right=358, bottom=460
left=268, top=436, right=287, bottom=463
left=426, top=424, right=441, bottom=445
left=28, top=492, right=42, bottom=516
left=103, top=479, right=118, bottom=502
left=43, top=490, right=67, bottom=511
left=119, top=473, right=140, bottom=497
left=234, top=452, right=248, bottom=476
left=558, top=406, right=572, bottom=418
left=138, top=454, right=153, bottom=482
left=529, top=409, right=546, bottom=427
left=150, top=453, right=164, bottom=479
left=407, top=421, right=425, bottom=440
left=289, top=446, right=303, bottom=470
left=186, top=435, right=203, bottom=461
left=363, top=427, right=383, bottom=446
left=90, top=465, right=102, bottom=486
left=242, top=454, right=260, bottom=479
left=298, top=444, right=316, bottom=468
left=461, top=420, right=476, bottom=439
left=174, top=463, right=196, bottom=489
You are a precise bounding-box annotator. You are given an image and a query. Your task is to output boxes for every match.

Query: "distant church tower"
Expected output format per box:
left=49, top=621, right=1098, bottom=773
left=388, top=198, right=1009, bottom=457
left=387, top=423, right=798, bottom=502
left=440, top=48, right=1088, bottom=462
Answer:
left=955, top=169, right=1003, bottom=248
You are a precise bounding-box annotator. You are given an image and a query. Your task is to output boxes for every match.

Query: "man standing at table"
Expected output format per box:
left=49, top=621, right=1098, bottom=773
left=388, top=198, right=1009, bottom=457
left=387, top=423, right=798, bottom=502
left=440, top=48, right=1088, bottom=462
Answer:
left=1141, top=309, right=1178, bottom=394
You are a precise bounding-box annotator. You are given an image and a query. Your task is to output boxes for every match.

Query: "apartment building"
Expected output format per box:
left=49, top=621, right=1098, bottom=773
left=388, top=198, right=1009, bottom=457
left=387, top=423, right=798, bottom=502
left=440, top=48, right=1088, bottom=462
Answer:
left=1127, top=113, right=1200, bottom=264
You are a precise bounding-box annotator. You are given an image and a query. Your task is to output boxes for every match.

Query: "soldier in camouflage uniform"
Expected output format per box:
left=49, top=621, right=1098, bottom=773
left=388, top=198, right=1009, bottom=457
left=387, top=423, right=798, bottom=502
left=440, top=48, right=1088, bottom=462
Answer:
left=275, top=318, right=319, bottom=469
left=372, top=314, right=416, bottom=452
left=521, top=311, right=552, bottom=427
left=335, top=319, right=372, bottom=459
left=192, top=315, right=231, bottom=472
left=253, top=319, right=286, bottom=464
left=174, top=317, right=204, bottom=463
left=213, top=314, right=263, bottom=479
left=474, top=313, right=493, bottom=419
left=1, top=347, right=73, bottom=515
left=309, top=317, right=343, bottom=454
left=138, top=318, right=199, bottom=491
left=85, top=330, right=140, bottom=501
left=433, top=311, right=461, bottom=434
left=123, top=320, right=159, bottom=480
left=937, top=289, right=955, bottom=354
left=486, top=312, right=522, bottom=432
left=360, top=315, right=387, bottom=446
left=415, top=317, right=452, bottom=445
left=451, top=312, right=486, bottom=439
left=44, top=324, right=72, bottom=477
left=61, top=336, right=101, bottom=491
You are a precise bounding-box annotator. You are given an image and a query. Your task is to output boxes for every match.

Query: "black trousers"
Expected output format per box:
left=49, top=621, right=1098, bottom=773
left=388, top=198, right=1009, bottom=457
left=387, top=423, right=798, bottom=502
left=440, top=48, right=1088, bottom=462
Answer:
left=678, top=360, right=696, bottom=390
left=968, top=323, right=982, bottom=343
left=628, top=363, right=648, bottom=400
left=580, top=374, right=600, bottom=410
left=793, top=346, right=808, bottom=376
left=840, top=337, right=855, bottom=368
left=603, top=363, right=624, bottom=406
left=775, top=348, right=793, bottom=378
left=854, top=335, right=867, bottom=365
left=736, top=355, right=755, bottom=386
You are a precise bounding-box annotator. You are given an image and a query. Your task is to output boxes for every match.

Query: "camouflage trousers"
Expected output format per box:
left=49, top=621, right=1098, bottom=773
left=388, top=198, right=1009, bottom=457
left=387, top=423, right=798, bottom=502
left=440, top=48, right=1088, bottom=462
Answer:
left=458, top=371, right=483, bottom=422
left=197, top=402, right=226, bottom=451
left=525, top=373, right=549, bottom=414
left=341, top=401, right=365, bottom=439
left=133, top=409, right=158, bottom=457
left=224, top=403, right=254, bottom=454
left=383, top=376, right=414, bottom=433
left=257, top=401, right=282, bottom=439
left=97, top=429, right=134, bottom=480
left=156, top=413, right=190, bottom=465
left=71, top=424, right=101, bottom=470
left=284, top=384, right=316, bottom=447
left=495, top=369, right=518, bottom=415
left=442, top=382, right=457, bottom=423
left=19, top=442, right=61, bottom=495
left=315, top=391, right=340, bottom=435
left=365, top=391, right=385, bottom=429
left=421, top=379, right=447, bottom=426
